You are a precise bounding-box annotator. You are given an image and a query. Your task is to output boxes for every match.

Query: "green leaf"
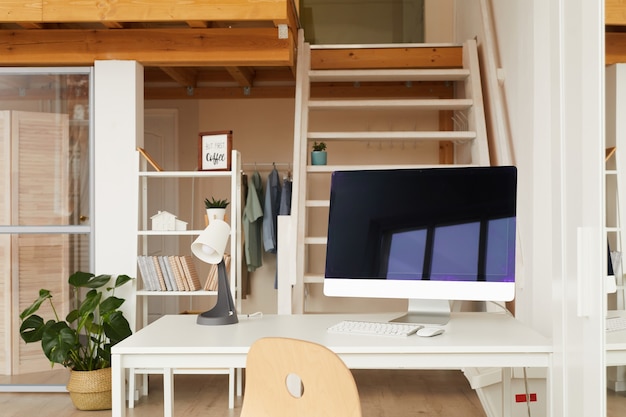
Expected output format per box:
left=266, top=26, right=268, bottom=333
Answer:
left=100, top=296, right=124, bottom=315
left=78, top=289, right=101, bottom=317
left=103, top=311, right=132, bottom=345
left=113, top=274, right=133, bottom=289
left=98, top=344, right=112, bottom=368
left=69, top=271, right=112, bottom=289
left=65, top=309, right=80, bottom=324
left=19, top=289, right=51, bottom=320
left=19, top=315, right=45, bottom=343
left=67, top=271, right=95, bottom=287
left=41, top=322, right=77, bottom=366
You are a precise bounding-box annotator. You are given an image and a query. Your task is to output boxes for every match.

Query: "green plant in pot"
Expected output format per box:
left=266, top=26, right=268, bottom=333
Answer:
left=311, top=141, right=327, bottom=165
left=19, top=271, right=134, bottom=410
left=205, top=196, right=230, bottom=223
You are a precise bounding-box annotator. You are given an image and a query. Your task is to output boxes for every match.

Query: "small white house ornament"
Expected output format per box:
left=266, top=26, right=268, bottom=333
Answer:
left=151, top=211, right=188, bottom=231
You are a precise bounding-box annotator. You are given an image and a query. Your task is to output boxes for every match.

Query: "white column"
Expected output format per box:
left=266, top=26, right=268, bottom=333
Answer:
left=93, top=60, right=143, bottom=331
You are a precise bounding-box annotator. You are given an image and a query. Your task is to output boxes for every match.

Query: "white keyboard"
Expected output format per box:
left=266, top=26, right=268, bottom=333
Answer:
left=327, top=320, right=422, bottom=337
left=606, top=316, right=626, bottom=332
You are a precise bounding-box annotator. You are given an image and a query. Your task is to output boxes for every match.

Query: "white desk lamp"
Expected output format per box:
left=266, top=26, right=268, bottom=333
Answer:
left=191, top=219, right=238, bottom=325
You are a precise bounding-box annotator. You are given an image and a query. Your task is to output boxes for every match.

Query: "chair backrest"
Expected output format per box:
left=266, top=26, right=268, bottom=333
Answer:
left=240, top=337, right=362, bottom=417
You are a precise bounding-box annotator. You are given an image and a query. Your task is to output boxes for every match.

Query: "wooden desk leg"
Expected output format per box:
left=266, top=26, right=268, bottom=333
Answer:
left=163, top=368, right=174, bottom=417
left=112, top=355, right=125, bottom=417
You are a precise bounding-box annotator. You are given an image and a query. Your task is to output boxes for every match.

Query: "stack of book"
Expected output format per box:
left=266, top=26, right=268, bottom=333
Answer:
left=137, top=255, right=202, bottom=291
left=203, top=254, right=231, bottom=291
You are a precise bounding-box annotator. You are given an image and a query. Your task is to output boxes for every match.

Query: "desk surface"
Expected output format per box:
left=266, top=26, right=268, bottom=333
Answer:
left=113, top=312, right=552, bottom=368
left=112, top=312, right=553, bottom=417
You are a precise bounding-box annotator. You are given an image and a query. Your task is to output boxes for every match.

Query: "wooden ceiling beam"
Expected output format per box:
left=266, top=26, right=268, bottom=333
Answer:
left=186, top=21, right=209, bottom=28
left=101, top=21, right=124, bottom=29
left=143, top=82, right=454, bottom=101
left=0, top=2, right=41, bottom=22
left=146, top=85, right=296, bottom=100
left=606, top=32, right=626, bottom=65
left=0, top=28, right=295, bottom=67
left=159, top=67, right=199, bottom=87
left=606, top=0, right=626, bottom=26
left=225, top=66, right=256, bottom=87
left=0, top=0, right=291, bottom=23
left=16, top=22, right=43, bottom=29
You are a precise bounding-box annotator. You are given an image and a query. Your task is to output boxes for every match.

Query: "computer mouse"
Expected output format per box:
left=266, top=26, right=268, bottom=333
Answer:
left=416, top=327, right=444, bottom=337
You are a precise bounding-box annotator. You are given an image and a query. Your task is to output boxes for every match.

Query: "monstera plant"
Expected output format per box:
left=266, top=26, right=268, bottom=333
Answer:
left=19, top=271, right=134, bottom=410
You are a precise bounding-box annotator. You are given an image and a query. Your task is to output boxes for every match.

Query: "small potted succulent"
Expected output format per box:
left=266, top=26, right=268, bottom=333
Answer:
left=311, top=141, right=327, bottom=165
left=204, top=197, right=230, bottom=223
left=19, top=271, right=134, bottom=410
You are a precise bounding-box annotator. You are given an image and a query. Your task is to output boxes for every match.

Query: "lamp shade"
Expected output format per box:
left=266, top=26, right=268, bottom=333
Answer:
left=191, top=219, right=231, bottom=264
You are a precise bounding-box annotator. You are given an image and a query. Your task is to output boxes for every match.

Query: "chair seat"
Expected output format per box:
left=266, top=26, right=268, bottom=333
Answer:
left=240, top=337, right=362, bottom=417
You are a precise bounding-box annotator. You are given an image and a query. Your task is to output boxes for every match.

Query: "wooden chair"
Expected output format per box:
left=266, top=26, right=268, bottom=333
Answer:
left=240, top=337, right=362, bottom=417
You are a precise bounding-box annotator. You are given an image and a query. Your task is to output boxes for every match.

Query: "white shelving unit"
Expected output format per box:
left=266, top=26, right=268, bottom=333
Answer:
left=136, top=149, right=242, bottom=328
left=130, top=149, right=242, bottom=409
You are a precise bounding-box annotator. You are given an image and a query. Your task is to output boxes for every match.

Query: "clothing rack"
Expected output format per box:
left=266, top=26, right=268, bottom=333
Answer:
left=241, top=162, right=292, bottom=179
left=242, top=162, right=291, bottom=169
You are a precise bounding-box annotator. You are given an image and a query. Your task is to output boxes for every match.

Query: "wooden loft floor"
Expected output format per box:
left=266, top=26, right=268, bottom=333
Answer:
left=606, top=0, right=626, bottom=65
left=0, top=0, right=467, bottom=101
left=0, top=0, right=299, bottom=100
left=1, top=1, right=622, bottom=100
left=0, top=0, right=462, bottom=100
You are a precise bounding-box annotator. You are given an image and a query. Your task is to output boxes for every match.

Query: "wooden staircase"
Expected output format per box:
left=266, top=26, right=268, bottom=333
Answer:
left=285, top=33, right=491, bottom=313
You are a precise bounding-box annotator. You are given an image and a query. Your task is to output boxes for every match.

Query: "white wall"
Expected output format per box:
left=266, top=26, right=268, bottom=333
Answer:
left=455, top=1, right=606, bottom=416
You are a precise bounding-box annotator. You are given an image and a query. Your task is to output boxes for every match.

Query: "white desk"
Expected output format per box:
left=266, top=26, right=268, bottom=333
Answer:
left=111, top=312, right=553, bottom=417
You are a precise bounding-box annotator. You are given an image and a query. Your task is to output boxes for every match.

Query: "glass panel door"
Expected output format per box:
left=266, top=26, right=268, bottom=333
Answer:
left=0, top=68, right=93, bottom=378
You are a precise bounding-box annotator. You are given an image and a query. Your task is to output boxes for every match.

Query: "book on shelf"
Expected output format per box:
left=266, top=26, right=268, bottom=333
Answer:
left=204, top=253, right=231, bottom=291
left=152, top=256, right=168, bottom=290
left=180, top=255, right=202, bottom=291
left=158, top=256, right=176, bottom=291
left=170, top=256, right=189, bottom=291
left=137, top=255, right=204, bottom=292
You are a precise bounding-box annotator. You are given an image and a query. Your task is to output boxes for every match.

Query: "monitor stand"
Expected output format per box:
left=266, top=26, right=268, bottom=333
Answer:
left=391, top=299, right=451, bottom=325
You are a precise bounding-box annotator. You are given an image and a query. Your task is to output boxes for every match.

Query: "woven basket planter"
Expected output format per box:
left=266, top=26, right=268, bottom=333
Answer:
left=66, top=368, right=112, bottom=410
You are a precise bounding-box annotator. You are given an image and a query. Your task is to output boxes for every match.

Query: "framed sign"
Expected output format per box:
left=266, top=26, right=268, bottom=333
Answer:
left=198, top=130, right=232, bottom=171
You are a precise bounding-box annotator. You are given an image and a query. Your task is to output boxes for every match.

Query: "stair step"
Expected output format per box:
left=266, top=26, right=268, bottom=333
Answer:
left=308, top=98, right=472, bottom=111
left=304, top=237, right=327, bottom=245
left=306, top=164, right=478, bottom=172
left=306, top=200, right=330, bottom=207
left=308, top=131, right=476, bottom=142
left=303, top=274, right=324, bottom=284
left=308, top=68, right=470, bottom=82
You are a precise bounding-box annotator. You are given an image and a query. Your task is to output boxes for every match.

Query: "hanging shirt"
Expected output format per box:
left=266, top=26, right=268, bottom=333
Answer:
left=279, top=176, right=292, bottom=215
left=263, top=168, right=281, bottom=253
left=242, top=171, right=264, bottom=272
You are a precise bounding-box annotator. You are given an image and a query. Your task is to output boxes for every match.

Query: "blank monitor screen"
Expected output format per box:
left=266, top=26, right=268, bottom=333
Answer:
left=324, top=166, right=517, bottom=304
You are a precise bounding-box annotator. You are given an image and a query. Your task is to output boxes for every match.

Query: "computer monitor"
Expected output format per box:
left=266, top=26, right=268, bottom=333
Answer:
left=323, top=166, right=517, bottom=325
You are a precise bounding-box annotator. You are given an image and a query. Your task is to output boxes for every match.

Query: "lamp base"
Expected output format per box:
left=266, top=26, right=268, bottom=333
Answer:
left=196, top=260, right=239, bottom=326
left=197, top=309, right=239, bottom=325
